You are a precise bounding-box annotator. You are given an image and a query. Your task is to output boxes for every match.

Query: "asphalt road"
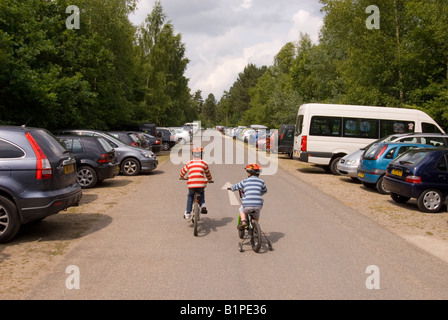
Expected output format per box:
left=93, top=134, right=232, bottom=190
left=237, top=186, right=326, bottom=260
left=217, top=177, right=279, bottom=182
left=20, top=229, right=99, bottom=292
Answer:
left=26, top=131, right=448, bottom=300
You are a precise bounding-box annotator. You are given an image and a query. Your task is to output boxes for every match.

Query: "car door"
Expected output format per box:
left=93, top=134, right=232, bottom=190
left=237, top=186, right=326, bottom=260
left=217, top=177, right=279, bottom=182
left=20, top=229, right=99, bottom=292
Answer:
left=433, top=152, right=448, bottom=193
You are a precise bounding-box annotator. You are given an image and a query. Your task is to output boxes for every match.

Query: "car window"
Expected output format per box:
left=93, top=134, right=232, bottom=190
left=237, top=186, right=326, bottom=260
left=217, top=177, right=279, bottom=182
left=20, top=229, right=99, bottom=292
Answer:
left=0, top=139, right=25, bottom=158
left=399, top=137, right=419, bottom=143
left=436, top=154, right=448, bottom=171
left=97, top=137, right=113, bottom=152
left=30, top=129, right=66, bottom=157
left=420, top=137, right=445, bottom=147
left=392, top=150, right=428, bottom=166
left=384, top=147, right=397, bottom=159
left=59, top=138, right=83, bottom=153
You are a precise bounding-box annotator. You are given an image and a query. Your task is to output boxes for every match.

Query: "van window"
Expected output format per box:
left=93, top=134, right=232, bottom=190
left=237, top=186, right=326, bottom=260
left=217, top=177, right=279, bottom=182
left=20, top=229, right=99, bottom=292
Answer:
left=310, top=116, right=341, bottom=137
left=380, top=120, right=415, bottom=137
left=343, top=118, right=379, bottom=139
left=422, top=122, right=443, bottom=133
left=295, top=115, right=304, bottom=135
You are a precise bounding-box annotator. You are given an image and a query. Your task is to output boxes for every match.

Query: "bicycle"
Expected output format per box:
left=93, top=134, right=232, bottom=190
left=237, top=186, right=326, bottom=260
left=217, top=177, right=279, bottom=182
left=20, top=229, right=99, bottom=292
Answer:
left=180, top=178, right=213, bottom=236
left=228, top=189, right=273, bottom=253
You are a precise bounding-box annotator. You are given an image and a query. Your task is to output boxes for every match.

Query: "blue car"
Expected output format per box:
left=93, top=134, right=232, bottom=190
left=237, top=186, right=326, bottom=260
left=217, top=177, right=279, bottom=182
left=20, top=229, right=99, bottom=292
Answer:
left=384, top=147, right=448, bottom=213
left=357, top=143, right=433, bottom=194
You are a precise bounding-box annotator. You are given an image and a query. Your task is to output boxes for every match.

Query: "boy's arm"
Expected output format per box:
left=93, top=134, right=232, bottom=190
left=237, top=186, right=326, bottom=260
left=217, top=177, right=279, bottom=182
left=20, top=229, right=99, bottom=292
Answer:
left=261, top=183, right=267, bottom=195
left=179, top=163, right=189, bottom=179
left=204, top=163, right=213, bottom=181
left=231, top=180, right=244, bottom=191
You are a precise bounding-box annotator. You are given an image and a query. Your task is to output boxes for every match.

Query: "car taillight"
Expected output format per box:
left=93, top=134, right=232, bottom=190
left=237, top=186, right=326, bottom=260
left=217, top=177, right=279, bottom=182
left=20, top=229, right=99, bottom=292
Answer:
left=155, top=140, right=161, bottom=145
left=98, top=153, right=111, bottom=164
left=406, top=175, right=421, bottom=184
left=301, top=135, right=307, bottom=152
left=130, top=142, right=139, bottom=147
left=25, top=132, right=52, bottom=180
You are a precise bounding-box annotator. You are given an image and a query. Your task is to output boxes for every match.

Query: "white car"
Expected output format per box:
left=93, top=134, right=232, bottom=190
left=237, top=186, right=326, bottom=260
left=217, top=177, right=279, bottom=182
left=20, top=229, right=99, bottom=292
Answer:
left=170, top=127, right=190, bottom=144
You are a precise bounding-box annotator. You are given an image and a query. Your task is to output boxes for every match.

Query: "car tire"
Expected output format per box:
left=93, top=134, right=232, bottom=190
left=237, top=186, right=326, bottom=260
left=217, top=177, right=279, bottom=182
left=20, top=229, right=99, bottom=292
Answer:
left=162, top=142, right=170, bottom=151
left=329, top=157, right=342, bottom=175
left=376, top=176, right=390, bottom=194
left=0, top=196, right=21, bottom=243
left=77, top=166, right=98, bottom=189
left=417, top=189, right=444, bottom=213
left=121, top=158, right=141, bottom=176
left=390, top=192, right=410, bottom=203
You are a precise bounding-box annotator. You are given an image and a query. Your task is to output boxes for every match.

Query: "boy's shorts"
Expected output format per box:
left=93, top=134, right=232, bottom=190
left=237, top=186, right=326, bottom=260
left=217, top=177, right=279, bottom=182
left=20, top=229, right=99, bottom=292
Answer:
left=239, top=206, right=262, bottom=220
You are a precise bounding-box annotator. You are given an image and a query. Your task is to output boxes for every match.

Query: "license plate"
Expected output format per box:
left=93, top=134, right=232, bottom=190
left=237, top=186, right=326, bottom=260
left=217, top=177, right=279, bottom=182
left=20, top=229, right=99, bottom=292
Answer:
left=64, top=164, right=74, bottom=174
left=391, top=169, right=403, bottom=177
left=358, top=172, right=365, bottom=178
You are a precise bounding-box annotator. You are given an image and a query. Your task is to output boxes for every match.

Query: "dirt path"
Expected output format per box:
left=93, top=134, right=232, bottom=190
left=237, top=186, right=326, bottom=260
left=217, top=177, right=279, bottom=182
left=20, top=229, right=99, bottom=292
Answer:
left=1, top=149, right=447, bottom=300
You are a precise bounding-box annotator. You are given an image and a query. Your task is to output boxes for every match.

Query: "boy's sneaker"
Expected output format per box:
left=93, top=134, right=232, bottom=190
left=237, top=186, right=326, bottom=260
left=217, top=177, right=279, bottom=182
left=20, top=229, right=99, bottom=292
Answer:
left=184, top=212, right=191, bottom=220
left=237, top=220, right=247, bottom=230
left=201, top=206, right=207, bottom=214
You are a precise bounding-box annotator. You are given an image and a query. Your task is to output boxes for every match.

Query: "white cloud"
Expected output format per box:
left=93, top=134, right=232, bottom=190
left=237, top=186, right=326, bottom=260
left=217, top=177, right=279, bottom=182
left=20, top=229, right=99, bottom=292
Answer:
left=129, top=1, right=324, bottom=99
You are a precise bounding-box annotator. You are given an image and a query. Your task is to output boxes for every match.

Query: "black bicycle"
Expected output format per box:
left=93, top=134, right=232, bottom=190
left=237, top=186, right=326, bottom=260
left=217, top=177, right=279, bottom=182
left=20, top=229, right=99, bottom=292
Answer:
left=229, top=189, right=272, bottom=253
left=181, top=178, right=213, bottom=236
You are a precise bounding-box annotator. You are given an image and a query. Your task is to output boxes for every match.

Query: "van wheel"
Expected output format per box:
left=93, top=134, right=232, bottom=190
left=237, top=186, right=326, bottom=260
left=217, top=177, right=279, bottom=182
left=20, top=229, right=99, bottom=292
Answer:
left=0, top=196, right=21, bottom=243
left=329, top=157, right=342, bottom=175
left=417, top=189, right=444, bottom=213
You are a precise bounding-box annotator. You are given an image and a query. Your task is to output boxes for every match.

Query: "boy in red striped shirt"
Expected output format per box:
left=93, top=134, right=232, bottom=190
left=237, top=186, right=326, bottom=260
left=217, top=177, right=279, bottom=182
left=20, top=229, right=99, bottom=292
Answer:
left=179, top=147, right=213, bottom=220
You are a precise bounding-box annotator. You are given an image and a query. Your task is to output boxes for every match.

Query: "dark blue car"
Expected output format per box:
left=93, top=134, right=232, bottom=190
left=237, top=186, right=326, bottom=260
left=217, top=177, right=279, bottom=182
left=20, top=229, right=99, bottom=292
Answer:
left=384, top=148, right=448, bottom=213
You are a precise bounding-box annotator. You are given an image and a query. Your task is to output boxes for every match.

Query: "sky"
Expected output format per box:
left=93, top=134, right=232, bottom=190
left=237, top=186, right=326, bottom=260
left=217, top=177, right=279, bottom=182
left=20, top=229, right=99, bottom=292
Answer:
left=129, top=0, right=325, bottom=100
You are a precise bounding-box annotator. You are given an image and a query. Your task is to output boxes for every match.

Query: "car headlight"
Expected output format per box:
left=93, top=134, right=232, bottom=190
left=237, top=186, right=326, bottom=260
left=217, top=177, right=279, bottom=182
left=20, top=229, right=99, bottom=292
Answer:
left=345, top=159, right=359, bottom=166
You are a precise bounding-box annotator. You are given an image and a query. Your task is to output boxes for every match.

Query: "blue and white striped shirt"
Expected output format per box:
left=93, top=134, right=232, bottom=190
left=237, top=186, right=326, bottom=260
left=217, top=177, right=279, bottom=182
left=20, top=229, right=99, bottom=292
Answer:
left=231, top=176, right=267, bottom=207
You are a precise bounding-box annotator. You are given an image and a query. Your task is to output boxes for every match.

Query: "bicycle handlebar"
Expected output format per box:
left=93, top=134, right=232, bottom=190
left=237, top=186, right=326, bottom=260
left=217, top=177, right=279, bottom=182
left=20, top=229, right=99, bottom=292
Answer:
left=179, top=178, right=214, bottom=184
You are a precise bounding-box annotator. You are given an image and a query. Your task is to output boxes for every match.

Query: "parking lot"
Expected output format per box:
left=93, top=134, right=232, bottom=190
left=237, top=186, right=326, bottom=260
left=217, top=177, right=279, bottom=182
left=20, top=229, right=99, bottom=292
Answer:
left=1, top=141, right=448, bottom=299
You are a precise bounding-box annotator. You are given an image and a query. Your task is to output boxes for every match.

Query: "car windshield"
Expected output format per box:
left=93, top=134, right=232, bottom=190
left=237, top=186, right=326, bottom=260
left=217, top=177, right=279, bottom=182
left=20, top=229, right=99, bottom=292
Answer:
left=391, top=150, right=429, bottom=166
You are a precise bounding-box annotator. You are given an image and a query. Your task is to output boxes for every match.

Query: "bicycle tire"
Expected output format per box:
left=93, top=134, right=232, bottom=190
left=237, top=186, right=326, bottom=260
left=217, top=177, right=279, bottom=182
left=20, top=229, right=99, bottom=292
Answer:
left=193, top=202, right=199, bottom=236
left=250, top=220, right=262, bottom=252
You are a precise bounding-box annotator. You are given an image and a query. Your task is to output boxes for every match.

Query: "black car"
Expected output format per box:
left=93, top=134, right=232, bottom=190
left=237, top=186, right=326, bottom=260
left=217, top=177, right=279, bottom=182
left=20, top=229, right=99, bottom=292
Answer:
left=57, top=136, right=119, bottom=188
left=0, top=126, right=82, bottom=242
left=54, top=130, right=158, bottom=176
left=142, top=133, right=162, bottom=153
left=157, top=128, right=176, bottom=151
left=277, top=124, right=295, bottom=158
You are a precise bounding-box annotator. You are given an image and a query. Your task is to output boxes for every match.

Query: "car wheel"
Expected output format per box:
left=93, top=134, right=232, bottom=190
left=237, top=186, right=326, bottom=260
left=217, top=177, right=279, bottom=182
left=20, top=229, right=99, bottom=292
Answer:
left=162, top=142, right=170, bottom=151
left=376, top=176, right=390, bottom=194
left=390, top=192, right=410, bottom=204
left=329, top=157, right=342, bottom=175
left=179, top=138, right=186, bottom=145
left=417, top=189, right=444, bottom=213
left=121, top=158, right=141, bottom=176
left=77, top=166, right=98, bottom=189
left=0, top=196, right=21, bottom=243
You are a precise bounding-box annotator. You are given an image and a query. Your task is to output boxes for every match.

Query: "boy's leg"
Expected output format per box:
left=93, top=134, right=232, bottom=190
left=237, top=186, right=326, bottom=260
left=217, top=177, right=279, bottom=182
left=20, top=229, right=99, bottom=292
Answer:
left=185, top=189, right=194, bottom=219
left=199, top=188, right=207, bottom=213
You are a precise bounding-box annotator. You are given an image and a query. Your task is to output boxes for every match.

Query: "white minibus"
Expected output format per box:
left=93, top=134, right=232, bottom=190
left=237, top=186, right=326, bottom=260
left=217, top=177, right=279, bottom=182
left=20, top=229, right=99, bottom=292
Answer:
left=293, top=103, right=445, bottom=174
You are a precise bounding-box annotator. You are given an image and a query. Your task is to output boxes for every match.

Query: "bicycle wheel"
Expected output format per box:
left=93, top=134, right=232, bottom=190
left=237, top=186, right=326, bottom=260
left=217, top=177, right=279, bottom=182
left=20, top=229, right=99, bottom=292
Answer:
left=193, top=202, right=200, bottom=236
left=250, top=221, right=262, bottom=252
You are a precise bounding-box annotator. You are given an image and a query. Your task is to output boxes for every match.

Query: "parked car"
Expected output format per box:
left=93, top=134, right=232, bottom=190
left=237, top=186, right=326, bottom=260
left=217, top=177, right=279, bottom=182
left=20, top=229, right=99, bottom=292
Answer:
left=170, top=127, right=190, bottom=145
left=0, top=126, right=82, bottom=242
left=138, top=123, right=157, bottom=137
left=54, top=130, right=158, bottom=176
left=57, top=136, right=119, bottom=188
left=277, top=124, right=295, bottom=158
left=142, top=133, right=162, bottom=152
left=128, top=131, right=151, bottom=150
left=108, top=131, right=140, bottom=147
left=338, top=133, right=448, bottom=178
left=157, top=128, right=176, bottom=151
left=384, top=147, right=448, bottom=213
left=357, top=142, right=433, bottom=194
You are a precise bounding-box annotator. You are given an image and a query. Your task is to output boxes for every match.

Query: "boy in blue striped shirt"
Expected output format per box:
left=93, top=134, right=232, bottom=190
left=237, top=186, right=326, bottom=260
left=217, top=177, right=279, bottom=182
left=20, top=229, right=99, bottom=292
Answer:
left=231, top=164, right=267, bottom=229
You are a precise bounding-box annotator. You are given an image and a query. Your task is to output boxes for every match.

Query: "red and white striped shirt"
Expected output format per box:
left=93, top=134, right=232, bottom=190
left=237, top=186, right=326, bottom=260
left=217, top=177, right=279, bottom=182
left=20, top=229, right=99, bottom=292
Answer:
left=180, top=159, right=213, bottom=189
